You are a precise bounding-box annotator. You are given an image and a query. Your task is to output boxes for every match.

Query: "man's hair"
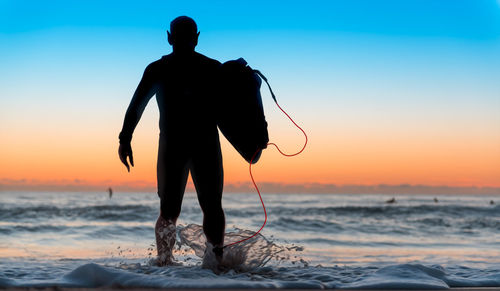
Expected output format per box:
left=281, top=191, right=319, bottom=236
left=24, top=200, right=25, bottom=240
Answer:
left=170, top=16, right=198, bottom=38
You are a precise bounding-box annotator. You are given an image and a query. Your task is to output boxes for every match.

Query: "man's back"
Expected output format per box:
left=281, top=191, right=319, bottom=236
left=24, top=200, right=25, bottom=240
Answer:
left=144, top=52, right=221, bottom=140
left=119, top=51, right=221, bottom=146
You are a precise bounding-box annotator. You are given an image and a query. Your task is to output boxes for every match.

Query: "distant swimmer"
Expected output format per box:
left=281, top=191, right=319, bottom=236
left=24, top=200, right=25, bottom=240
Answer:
left=386, top=197, right=396, bottom=204
left=434, top=197, right=438, bottom=203
left=107, top=187, right=113, bottom=199
left=490, top=200, right=495, bottom=205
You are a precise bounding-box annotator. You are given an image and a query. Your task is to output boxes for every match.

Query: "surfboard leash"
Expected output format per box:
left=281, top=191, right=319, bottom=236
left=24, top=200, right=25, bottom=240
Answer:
left=222, top=71, right=308, bottom=249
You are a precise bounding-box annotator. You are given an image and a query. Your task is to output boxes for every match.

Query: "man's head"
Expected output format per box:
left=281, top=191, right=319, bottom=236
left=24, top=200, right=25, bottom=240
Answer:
left=167, top=16, right=199, bottom=52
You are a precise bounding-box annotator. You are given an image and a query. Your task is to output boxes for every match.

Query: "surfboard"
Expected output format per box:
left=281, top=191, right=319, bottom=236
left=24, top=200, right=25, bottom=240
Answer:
left=217, top=58, right=269, bottom=164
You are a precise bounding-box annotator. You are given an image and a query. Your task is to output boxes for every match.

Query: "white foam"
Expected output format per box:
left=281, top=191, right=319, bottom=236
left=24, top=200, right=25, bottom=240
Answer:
left=47, top=263, right=500, bottom=288
left=346, top=264, right=449, bottom=289
left=2, top=260, right=500, bottom=288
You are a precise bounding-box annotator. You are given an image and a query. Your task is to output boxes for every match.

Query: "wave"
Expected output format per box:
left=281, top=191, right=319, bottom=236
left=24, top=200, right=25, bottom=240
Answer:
left=1, top=204, right=497, bottom=236
left=2, top=203, right=497, bottom=220
left=270, top=204, right=500, bottom=217
left=0, top=221, right=153, bottom=238
left=273, top=217, right=344, bottom=232
left=1, top=262, right=499, bottom=288
left=0, top=204, right=155, bottom=221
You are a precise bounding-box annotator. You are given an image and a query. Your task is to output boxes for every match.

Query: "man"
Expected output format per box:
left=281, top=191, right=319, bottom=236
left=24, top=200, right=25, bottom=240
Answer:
left=118, top=16, right=225, bottom=266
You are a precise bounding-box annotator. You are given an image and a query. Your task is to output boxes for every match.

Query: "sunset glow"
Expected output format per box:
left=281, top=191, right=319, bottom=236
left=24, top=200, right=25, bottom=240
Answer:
left=1, top=1, right=499, bottom=192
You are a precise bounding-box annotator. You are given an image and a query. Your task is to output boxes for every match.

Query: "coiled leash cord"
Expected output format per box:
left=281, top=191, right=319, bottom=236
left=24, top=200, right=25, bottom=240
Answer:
left=220, top=71, right=308, bottom=250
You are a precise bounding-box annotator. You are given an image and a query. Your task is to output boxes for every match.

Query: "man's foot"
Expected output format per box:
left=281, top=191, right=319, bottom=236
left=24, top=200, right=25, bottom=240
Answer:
left=212, top=245, right=224, bottom=263
left=155, top=215, right=176, bottom=266
left=202, top=242, right=227, bottom=273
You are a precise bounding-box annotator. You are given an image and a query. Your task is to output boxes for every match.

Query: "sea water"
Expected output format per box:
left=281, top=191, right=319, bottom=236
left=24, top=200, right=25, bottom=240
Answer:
left=0, top=191, right=499, bottom=288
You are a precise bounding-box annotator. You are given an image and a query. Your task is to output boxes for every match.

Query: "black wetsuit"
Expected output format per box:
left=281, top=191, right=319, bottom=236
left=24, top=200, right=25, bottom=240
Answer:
left=119, top=51, right=224, bottom=246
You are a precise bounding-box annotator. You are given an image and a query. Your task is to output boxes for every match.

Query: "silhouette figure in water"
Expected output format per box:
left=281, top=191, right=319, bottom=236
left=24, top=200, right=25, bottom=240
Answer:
left=386, top=197, right=396, bottom=204
left=118, top=16, right=224, bottom=266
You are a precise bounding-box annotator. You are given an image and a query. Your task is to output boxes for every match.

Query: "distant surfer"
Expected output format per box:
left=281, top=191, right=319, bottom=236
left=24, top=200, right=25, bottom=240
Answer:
left=433, top=197, right=438, bottom=203
left=107, top=187, right=113, bottom=199
left=118, top=16, right=225, bottom=266
left=386, top=197, right=396, bottom=204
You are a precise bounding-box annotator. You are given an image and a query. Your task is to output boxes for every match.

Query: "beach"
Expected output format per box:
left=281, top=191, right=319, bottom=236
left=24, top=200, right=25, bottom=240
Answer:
left=1, top=192, right=499, bottom=289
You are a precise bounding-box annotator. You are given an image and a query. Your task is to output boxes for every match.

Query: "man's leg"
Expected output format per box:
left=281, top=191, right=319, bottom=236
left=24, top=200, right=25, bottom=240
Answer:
left=190, top=143, right=225, bottom=252
left=156, top=138, right=189, bottom=265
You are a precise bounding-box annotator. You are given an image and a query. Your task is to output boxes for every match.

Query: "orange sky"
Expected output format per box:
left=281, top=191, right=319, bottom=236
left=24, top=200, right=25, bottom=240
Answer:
left=1, top=3, right=500, bottom=192
left=1, top=100, right=499, bottom=190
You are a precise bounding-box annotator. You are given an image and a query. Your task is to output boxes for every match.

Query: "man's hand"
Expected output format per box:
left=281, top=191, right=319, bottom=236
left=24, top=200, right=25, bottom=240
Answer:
left=118, top=143, right=134, bottom=172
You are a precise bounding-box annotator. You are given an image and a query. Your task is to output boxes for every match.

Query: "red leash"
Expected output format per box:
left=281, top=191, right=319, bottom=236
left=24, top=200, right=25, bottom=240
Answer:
left=223, top=100, right=308, bottom=248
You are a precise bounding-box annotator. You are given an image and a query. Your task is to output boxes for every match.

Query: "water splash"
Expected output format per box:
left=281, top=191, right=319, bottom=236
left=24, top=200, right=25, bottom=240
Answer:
left=177, top=224, right=307, bottom=272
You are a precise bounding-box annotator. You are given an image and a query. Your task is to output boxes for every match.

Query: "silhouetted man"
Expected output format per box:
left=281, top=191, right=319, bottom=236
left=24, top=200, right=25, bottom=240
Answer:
left=118, top=16, right=224, bottom=266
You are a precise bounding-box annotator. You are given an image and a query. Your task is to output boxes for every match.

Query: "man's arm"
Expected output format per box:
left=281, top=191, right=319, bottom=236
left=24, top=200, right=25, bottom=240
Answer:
left=118, top=64, right=157, bottom=172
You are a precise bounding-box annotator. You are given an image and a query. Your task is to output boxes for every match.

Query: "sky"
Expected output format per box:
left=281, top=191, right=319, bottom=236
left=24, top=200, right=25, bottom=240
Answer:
left=1, top=0, right=499, bottom=192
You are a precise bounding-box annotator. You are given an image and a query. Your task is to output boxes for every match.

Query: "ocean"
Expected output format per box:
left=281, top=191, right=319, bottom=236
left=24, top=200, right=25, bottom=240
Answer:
left=0, top=191, right=499, bottom=289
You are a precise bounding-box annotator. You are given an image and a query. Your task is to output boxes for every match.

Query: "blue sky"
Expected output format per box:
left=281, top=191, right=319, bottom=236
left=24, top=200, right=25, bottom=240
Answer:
left=1, top=1, right=499, bottom=188
left=2, top=1, right=499, bottom=37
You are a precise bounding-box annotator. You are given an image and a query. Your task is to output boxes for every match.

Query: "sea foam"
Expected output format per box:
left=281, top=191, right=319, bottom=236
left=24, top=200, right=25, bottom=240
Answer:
left=3, top=262, right=500, bottom=289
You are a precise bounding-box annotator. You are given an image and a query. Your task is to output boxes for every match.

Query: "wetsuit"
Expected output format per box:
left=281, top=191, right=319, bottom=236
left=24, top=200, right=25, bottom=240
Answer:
left=119, top=51, right=225, bottom=246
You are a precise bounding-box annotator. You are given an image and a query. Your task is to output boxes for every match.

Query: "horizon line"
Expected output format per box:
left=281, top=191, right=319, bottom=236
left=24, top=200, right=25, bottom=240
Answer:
left=1, top=179, right=499, bottom=195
